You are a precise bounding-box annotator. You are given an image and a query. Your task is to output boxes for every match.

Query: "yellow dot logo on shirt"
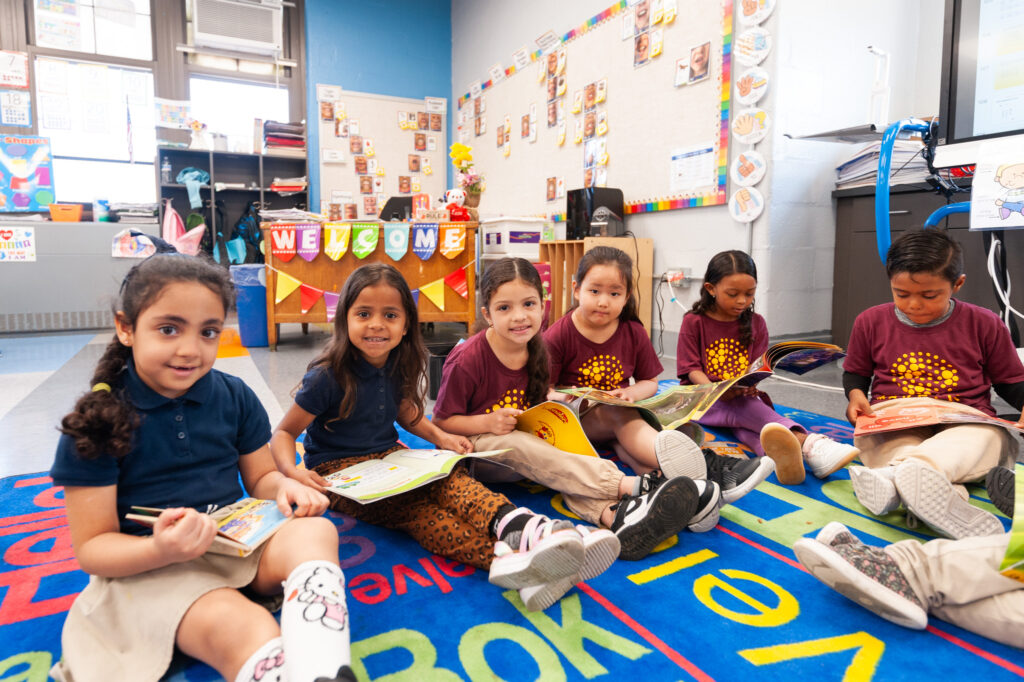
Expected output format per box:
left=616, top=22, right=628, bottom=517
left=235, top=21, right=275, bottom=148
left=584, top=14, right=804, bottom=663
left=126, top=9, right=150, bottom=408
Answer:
left=486, top=388, right=527, bottom=413
left=576, top=354, right=625, bottom=391
left=891, top=351, right=960, bottom=401
left=704, top=338, right=749, bottom=379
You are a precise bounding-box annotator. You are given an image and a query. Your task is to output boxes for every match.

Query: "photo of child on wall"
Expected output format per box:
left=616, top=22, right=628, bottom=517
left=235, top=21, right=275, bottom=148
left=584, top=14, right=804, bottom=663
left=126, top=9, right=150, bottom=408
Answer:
left=334, top=118, right=348, bottom=137
left=359, top=176, right=373, bottom=194
left=408, top=154, right=421, bottom=172
left=344, top=203, right=358, bottom=219
left=547, top=77, right=557, bottom=102
left=320, top=100, right=334, bottom=120
left=634, top=0, right=650, bottom=33
left=496, top=124, right=504, bottom=147
left=584, top=83, right=596, bottom=111
left=584, top=111, right=596, bottom=139
left=417, top=111, right=429, bottom=129
left=547, top=101, right=558, bottom=128
left=430, top=113, right=442, bottom=131
left=354, top=156, right=368, bottom=174
left=689, top=41, right=711, bottom=83
left=634, top=31, right=650, bottom=67
left=521, top=114, right=530, bottom=138
left=546, top=177, right=556, bottom=201
left=415, top=133, right=426, bottom=151
left=349, top=135, right=363, bottom=154
left=398, top=176, right=411, bottom=193
left=363, top=195, right=377, bottom=215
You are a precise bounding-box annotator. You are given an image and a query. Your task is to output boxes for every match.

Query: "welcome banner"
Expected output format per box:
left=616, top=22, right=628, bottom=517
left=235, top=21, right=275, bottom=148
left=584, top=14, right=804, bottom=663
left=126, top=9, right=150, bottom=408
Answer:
left=270, top=224, right=297, bottom=262
left=412, top=223, right=438, bottom=260
left=352, top=223, right=380, bottom=259
left=296, top=224, right=322, bottom=262
left=385, top=223, right=410, bottom=261
left=324, top=223, right=351, bottom=260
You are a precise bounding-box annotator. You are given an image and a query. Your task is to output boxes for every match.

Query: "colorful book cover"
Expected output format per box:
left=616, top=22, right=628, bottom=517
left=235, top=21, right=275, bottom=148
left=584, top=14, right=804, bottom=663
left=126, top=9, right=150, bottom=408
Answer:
left=999, top=465, right=1024, bottom=582
left=516, top=401, right=599, bottom=457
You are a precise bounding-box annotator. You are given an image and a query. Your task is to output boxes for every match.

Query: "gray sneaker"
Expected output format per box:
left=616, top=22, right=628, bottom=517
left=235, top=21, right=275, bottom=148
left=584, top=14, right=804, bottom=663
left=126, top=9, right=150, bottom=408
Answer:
left=893, top=460, right=1004, bottom=539
left=793, top=531, right=928, bottom=630
left=850, top=465, right=901, bottom=516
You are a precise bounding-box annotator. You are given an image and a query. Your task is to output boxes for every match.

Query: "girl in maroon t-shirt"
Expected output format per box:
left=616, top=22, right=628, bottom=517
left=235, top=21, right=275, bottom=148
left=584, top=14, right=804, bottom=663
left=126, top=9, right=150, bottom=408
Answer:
left=677, top=250, right=859, bottom=485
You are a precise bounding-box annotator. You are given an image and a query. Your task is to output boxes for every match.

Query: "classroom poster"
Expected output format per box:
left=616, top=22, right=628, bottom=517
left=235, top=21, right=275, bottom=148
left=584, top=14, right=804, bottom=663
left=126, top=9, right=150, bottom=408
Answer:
left=0, top=226, right=36, bottom=261
left=0, top=136, right=55, bottom=212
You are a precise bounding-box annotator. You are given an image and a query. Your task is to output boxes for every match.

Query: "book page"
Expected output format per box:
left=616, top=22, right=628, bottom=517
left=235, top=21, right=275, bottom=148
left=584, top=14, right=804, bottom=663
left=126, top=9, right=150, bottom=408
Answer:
left=999, top=465, right=1024, bottom=583
left=216, top=499, right=289, bottom=548
left=324, top=459, right=425, bottom=500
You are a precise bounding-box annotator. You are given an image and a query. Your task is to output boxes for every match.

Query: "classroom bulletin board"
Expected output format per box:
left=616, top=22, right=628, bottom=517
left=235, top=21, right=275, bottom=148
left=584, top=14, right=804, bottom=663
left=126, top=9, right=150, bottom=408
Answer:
left=455, top=0, right=732, bottom=219
left=316, top=89, right=448, bottom=221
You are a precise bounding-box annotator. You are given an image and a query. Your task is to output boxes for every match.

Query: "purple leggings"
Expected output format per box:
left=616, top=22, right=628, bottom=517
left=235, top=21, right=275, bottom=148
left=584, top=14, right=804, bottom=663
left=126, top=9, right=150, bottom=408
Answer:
left=697, top=394, right=804, bottom=457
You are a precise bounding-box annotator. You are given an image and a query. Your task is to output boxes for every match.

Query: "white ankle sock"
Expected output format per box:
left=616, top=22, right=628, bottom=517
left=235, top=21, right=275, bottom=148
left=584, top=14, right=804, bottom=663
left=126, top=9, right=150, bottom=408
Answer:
left=280, top=560, right=351, bottom=682
left=234, top=637, right=287, bottom=682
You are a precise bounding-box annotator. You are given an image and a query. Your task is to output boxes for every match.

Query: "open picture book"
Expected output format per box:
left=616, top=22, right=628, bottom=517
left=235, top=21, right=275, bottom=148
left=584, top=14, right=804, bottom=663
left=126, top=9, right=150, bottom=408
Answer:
left=854, top=404, right=1024, bottom=439
left=324, top=448, right=510, bottom=503
left=126, top=497, right=290, bottom=557
left=558, top=341, right=847, bottom=432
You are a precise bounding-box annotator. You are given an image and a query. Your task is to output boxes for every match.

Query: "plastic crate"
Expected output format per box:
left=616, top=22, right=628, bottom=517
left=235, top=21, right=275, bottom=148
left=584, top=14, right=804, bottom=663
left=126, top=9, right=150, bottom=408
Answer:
left=480, top=217, right=557, bottom=259
left=48, top=203, right=83, bottom=222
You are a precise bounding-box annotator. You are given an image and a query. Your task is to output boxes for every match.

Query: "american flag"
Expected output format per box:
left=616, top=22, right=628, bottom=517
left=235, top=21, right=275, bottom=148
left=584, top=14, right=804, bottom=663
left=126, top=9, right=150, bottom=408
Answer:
left=126, top=98, right=133, bottom=164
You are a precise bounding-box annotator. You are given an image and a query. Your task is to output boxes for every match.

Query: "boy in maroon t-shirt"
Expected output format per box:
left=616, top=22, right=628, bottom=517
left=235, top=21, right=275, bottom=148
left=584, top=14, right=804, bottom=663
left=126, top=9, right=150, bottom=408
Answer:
left=844, top=229, right=1024, bottom=539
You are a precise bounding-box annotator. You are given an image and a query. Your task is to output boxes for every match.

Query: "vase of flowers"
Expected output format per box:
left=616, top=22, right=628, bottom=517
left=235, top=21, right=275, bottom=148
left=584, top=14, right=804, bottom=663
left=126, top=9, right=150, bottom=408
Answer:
left=450, top=142, right=483, bottom=207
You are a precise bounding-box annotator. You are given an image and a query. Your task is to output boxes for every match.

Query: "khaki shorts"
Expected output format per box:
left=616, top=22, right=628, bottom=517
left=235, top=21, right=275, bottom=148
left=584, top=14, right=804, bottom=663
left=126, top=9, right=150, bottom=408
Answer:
left=52, top=506, right=270, bottom=682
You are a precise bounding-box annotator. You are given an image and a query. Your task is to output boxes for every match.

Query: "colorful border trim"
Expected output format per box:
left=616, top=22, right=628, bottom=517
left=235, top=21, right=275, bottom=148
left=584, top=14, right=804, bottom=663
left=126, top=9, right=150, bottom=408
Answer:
left=626, top=0, right=731, bottom=214
left=462, top=0, right=732, bottom=217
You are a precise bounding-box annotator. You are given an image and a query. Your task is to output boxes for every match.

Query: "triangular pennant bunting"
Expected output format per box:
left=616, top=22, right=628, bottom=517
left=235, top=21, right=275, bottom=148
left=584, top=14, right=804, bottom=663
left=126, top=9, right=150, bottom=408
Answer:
left=439, top=223, right=466, bottom=259
left=324, top=223, right=351, bottom=260
left=384, top=223, right=410, bottom=261
left=444, top=265, right=469, bottom=298
left=410, top=289, right=419, bottom=307
left=420, top=278, right=445, bottom=311
left=274, top=271, right=301, bottom=303
left=412, top=223, right=438, bottom=260
left=270, top=224, right=297, bottom=262
left=324, top=291, right=340, bottom=322
left=296, top=224, right=322, bottom=262
left=299, top=283, right=324, bottom=314
left=351, top=223, right=380, bottom=259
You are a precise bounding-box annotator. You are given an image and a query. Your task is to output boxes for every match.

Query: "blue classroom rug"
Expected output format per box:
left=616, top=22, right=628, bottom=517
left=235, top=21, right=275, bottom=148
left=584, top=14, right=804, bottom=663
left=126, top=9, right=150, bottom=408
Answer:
left=1, top=403, right=1022, bottom=681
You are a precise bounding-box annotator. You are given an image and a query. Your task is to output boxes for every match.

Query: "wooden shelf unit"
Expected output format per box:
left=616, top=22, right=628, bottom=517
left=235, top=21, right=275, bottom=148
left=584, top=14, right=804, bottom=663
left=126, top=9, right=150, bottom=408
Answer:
left=538, top=237, right=654, bottom=335
left=262, top=223, right=478, bottom=349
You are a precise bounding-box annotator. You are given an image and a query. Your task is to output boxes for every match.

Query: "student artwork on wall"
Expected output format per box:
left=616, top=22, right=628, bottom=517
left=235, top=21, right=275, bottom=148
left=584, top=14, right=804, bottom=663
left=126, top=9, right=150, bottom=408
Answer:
left=317, top=89, right=446, bottom=221
left=454, top=0, right=732, bottom=217
left=0, top=136, right=55, bottom=212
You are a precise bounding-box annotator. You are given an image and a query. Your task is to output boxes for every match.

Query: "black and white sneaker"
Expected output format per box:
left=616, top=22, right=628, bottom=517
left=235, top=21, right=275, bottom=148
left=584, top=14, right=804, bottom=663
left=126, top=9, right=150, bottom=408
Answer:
left=610, top=475, right=698, bottom=560
left=986, top=466, right=1016, bottom=518
left=703, top=448, right=774, bottom=504
left=687, top=479, right=722, bottom=532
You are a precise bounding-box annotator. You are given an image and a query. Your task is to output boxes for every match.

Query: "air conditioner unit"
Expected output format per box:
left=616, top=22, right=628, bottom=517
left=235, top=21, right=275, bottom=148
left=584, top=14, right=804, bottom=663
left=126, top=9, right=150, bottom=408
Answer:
left=193, top=0, right=283, bottom=57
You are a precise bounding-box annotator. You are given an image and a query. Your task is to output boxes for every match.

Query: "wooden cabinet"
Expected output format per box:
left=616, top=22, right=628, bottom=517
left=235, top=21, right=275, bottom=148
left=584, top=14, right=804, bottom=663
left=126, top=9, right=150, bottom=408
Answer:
left=156, top=147, right=307, bottom=244
left=539, top=237, right=654, bottom=335
left=832, top=184, right=1024, bottom=346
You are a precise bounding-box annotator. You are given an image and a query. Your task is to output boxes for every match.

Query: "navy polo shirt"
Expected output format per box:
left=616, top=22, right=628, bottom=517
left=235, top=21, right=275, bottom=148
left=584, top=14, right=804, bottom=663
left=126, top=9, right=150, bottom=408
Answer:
left=295, top=355, right=401, bottom=468
left=51, top=362, right=271, bottom=535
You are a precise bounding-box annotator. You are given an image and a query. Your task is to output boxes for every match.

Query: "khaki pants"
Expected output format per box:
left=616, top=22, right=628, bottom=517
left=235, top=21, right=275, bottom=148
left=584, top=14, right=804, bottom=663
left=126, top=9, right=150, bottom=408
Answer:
left=853, top=398, right=1016, bottom=500
left=887, top=533, right=1024, bottom=648
left=469, top=430, right=624, bottom=526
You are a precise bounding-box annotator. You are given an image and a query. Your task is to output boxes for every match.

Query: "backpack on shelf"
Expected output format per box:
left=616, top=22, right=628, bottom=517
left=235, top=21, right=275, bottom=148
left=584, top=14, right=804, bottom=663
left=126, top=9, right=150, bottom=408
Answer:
left=228, top=201, right=263, bottom=264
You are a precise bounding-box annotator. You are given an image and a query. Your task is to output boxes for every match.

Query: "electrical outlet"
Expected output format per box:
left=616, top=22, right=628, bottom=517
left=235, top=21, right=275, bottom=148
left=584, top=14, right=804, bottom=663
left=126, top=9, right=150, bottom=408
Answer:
left=664, top=268, right=692, bottom=287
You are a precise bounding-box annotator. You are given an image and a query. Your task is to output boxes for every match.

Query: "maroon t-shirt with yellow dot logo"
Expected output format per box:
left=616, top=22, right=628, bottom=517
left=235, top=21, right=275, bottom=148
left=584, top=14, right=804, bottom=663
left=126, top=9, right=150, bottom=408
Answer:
left=844, top=301, right=1024, bottom=415
left=676, top=312, right=770, bottom=382
left=545, top=314, right=663, bottom=390
left=433, top=330, right=531, bottom=419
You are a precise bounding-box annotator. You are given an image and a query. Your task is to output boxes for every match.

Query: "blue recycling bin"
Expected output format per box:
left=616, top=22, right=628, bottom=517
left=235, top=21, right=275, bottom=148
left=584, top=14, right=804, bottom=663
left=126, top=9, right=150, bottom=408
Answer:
left=230, top=265, right=268, bottom=347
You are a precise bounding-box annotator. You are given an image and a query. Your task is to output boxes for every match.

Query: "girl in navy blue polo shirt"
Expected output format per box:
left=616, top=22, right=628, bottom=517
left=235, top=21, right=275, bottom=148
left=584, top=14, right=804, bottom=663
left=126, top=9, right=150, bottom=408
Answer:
left=271, top=263, right=603, bottom=611
left=51, top=254, right=354, bottom=682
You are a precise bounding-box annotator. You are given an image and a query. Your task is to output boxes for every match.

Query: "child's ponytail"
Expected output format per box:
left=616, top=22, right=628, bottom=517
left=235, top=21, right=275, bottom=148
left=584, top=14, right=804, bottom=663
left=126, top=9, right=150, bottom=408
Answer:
left=60, top=337, right=138, bottom=458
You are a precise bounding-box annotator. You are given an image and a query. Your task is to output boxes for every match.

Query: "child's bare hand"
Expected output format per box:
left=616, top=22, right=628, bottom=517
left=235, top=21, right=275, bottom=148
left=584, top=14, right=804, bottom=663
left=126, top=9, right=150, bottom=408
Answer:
left=277, top=477, right=329, bottom=517
left=846, top=394, right=875, bottom=425
left=488, top=407, right=522, bottom=435
left=607, top=387, right=635, bottom=402
left=437, top=432, right=473, bottom=454
left=153, top=508, right=216, bottom=563
left=288, top=467, right=329, bottom=493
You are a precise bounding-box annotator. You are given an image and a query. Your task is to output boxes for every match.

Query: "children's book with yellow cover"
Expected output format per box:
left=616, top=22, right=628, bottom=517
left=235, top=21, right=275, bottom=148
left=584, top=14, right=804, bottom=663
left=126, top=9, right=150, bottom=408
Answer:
left=126, top=497, right=289, bottom=557
left=324, top=449, right=510, bottom=503
left=516, top=401, right=599, bottom=457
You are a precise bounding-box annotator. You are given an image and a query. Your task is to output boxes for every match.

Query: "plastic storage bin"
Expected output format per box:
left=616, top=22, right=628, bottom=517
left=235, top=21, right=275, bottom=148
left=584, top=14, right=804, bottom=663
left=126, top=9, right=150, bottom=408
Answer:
left=230, top=264, right=268, bottom=347
left=48, top=203, right=84, bottom=222
left=480, top=217, right=559, bottom=260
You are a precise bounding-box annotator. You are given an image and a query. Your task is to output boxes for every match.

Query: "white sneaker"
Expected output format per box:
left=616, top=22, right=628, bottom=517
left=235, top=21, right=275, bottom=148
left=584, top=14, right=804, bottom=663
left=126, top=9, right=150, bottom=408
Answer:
left=517, top=525, right=619, bottom=611
left=850, top=466, right=901, bottom=516
left=654, top=429, right=706, bottom=480
left=802, top=434, right=860, bottom=479
left=687, top=479, right=722, bottom=533
left=759, top=423, right=804, bottom=484
left=893, top=460, right=1005, bottom=539
left=488, top=510, right=584, bottom=589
